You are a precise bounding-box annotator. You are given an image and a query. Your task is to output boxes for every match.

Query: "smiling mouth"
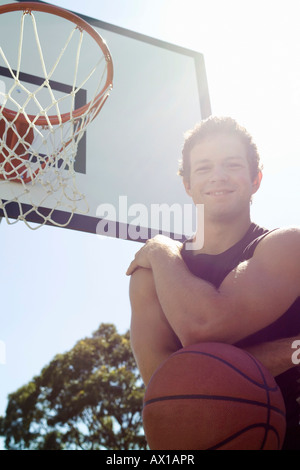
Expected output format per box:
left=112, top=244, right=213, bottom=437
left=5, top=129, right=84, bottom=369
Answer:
left=205, top=190, right=235, bottom=196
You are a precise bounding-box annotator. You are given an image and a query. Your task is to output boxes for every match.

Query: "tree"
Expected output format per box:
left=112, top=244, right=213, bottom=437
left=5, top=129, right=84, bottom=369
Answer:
left=0, top=323, right=147, bottom=450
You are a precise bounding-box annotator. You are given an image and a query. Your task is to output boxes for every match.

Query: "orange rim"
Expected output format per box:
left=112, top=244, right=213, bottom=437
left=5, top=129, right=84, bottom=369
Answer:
left=0, top=2, right=113, bottom=126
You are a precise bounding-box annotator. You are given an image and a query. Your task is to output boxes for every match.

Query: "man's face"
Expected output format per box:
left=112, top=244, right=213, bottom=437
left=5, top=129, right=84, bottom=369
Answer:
left=184, top=133, right=261, bottom=222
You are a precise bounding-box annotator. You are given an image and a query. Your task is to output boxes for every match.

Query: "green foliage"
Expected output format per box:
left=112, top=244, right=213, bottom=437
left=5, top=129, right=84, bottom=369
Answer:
left=0, top=324, right=147, bottom=450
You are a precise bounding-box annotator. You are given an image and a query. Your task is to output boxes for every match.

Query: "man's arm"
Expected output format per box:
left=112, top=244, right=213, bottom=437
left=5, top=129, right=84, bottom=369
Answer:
left=243, top=337, right=300, bottom=377
left=127, top=227, right=300, bottom=347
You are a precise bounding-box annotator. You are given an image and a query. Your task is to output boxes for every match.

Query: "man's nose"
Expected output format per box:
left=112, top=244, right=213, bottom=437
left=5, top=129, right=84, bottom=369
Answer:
left=209, top=166, right=228, bottom=183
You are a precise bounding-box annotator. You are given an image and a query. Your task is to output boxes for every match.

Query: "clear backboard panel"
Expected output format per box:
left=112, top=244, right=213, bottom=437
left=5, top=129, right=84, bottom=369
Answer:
left=0, top=0, right=211, bottom=241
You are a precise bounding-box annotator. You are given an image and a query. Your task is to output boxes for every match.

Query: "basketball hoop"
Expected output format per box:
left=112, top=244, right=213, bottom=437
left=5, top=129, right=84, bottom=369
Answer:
left=0, top=2, right=113, bottom=228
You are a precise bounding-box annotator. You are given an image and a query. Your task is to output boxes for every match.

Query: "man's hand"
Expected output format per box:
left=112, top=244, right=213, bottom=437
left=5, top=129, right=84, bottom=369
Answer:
left=126, top=235, right=183, bottom=276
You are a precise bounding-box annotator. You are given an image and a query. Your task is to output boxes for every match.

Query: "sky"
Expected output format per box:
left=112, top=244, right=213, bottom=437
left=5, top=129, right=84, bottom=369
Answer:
left=1, top=0, right=300, bottom=448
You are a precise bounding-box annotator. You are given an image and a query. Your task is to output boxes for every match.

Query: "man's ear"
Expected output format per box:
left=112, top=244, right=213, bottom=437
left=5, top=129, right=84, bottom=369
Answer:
left=183, top=178, right=192, bottom=197
left=252, top=170, right=263, bottom=195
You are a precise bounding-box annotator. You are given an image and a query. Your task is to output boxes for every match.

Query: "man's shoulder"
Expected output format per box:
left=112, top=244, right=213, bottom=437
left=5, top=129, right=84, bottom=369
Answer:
left=260, top=226, right=300, bottom=245
left=253, top=226, right=300, bottom=270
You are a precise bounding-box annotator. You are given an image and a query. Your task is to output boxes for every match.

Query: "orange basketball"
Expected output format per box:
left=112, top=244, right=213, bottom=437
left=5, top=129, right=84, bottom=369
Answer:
left=143, top=342, right=286, bottom=450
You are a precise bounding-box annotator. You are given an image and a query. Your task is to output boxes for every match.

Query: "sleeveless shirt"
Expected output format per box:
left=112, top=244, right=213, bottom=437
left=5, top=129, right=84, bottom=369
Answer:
left=181, top=223, right=300, bottom=449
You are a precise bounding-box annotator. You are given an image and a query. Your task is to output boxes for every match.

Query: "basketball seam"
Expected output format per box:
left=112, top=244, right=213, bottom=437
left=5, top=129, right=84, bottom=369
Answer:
left=174, top=350, right=279, bottom=392
left=242, top=350, right=277, bottom=449
left=206, top=422, right=282, bottom=450
left=143, top=393, right=286, bottom=418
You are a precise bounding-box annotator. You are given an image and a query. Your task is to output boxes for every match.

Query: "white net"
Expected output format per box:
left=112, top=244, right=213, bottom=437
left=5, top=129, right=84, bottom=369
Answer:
left=0, top=6, right=113, bottom=229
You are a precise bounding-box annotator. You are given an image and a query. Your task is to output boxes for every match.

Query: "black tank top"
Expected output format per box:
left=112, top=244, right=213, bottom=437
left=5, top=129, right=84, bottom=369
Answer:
left=181, top=223, right=300, bottom=447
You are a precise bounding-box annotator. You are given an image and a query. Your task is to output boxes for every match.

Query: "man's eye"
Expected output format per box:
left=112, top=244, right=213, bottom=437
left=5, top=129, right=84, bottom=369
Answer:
left=228, top=163, right=243, bottom=168
left=196, top=166, right=210, bottom=172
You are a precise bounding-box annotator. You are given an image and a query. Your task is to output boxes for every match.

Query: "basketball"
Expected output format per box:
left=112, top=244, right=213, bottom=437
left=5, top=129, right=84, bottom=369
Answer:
left=142, top=342, right=286, bottom=450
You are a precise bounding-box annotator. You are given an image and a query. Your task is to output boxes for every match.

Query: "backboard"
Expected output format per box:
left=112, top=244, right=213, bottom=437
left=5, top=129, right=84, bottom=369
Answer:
left=0, top=0, right=211, bottom=242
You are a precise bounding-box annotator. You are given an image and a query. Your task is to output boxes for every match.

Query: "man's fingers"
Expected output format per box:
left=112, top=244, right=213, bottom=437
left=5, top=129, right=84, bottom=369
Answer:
left=126, top=261, right=136, bottom=276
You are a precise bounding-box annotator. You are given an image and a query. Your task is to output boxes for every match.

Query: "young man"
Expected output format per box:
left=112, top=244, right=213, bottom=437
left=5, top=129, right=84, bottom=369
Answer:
left=126, top=116, right=300, bottom=450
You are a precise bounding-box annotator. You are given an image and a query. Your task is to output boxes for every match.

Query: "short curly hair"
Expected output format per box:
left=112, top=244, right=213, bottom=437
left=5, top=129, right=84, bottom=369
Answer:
left=178, top=116, right=262, bottom=184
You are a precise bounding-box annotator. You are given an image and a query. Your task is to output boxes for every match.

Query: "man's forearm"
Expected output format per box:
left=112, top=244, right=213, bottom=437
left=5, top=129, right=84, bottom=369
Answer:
left=243, top=337, right=299, bottom=377
left=149, top=247, right=222, bottom=345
